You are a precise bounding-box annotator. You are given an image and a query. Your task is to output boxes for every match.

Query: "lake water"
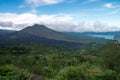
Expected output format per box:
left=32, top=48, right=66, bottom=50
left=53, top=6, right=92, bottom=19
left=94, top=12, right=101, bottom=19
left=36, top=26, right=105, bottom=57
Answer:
left=89, top=35, right=114, bottom=39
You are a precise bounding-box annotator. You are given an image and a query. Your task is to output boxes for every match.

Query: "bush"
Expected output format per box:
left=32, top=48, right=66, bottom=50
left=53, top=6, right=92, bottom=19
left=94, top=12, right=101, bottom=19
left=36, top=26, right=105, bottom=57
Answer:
left=52, top=64, right=119, bottom=80
left=103, top=70, right=117, bottom=80
left=61, top=66, right=86, bottom=80
left=0, top=65, right=31, bottom=80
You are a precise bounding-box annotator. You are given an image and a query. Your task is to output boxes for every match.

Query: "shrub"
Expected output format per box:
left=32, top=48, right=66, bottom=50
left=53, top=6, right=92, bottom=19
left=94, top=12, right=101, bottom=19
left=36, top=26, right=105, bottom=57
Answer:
left=0, top=65, right=31, bottom=80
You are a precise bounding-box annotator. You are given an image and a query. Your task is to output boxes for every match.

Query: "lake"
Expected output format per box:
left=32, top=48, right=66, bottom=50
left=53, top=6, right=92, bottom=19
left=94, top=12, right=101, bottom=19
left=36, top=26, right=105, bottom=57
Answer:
left=89, top=34, right=114, bottom=39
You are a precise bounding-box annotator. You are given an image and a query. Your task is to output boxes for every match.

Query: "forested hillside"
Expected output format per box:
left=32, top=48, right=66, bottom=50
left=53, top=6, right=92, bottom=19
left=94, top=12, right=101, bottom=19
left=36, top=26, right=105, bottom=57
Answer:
left=0, top=37, right=120, bottom=80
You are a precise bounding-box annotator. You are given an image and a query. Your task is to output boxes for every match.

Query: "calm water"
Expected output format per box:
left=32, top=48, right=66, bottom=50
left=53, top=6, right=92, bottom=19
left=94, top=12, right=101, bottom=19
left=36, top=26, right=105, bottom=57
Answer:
left=89, top=35, right=114, bottom=39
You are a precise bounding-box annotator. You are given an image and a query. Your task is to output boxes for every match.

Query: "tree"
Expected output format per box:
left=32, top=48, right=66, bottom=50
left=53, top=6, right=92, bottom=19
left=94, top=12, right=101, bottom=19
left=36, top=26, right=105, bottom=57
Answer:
left=0, top=65, right=31, bottom=80
left=114, top=34, right=120, bottom=43
left=101, top=34, right=120, bottom=72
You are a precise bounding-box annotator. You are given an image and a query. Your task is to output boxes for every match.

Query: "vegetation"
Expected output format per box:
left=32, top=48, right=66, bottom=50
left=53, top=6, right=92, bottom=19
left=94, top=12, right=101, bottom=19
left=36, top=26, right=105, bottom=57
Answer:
left=0, top=37, right=120, bottom=80
left=0, top=65, right=31, bottom=80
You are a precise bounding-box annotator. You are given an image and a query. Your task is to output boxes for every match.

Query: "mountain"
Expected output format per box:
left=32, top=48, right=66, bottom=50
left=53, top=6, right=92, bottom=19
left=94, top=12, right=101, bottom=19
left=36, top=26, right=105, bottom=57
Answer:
left=0, top=25, right=83, bottom=49
left=0, top=24, right=106, bottom=47
left=20, top=24, right=106, bottom=43
left=19, top=24, right=68, bottom=41
left=0, top=29, right=15, bottom=34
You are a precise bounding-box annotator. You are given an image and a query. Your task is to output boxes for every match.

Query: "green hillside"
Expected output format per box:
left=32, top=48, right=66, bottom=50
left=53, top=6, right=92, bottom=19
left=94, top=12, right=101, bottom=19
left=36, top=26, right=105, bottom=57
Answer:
left=0, top=38, right=120, bottom=80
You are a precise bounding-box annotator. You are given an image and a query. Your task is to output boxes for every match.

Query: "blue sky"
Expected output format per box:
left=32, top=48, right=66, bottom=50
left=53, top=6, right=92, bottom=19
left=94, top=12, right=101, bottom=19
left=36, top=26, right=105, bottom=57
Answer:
left=0, top=0, right=120, bottom=32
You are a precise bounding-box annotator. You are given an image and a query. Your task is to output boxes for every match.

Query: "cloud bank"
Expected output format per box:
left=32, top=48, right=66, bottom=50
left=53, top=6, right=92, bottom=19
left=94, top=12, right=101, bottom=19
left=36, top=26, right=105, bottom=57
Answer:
left=0, top=13, right=120, bottom=32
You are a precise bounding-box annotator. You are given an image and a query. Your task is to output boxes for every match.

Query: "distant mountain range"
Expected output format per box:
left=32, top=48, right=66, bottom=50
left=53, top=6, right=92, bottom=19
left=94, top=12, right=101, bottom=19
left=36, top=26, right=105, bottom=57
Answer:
left=0, top=24, right=107, bottom=47
left=65, top=31, right=120, bottom=39
left=66, top=31, right=120, bottom=35
left=0, top=29, right=15, bottom=34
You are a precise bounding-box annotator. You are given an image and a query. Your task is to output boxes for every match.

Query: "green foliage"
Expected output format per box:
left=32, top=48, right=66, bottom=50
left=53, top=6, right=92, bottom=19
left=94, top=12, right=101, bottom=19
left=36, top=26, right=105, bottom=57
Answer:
left=60, top=66, right=86, bottom=80
left=102, top=70, right=117, bottom=80
left=53, top=65, right=118, bottom=80
left=101, top=40, right=120, bottom=72
left=0, top=65, right=31, bottom=80
left=0, top=41, right=120, bottom=80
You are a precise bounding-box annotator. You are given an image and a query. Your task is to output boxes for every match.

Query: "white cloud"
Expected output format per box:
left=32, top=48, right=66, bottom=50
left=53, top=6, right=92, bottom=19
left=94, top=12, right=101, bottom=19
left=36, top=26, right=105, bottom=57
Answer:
left=0, top=13, right=73, bottom=30
left=106, top=10, right=119, bottom=15
left=82, top=0, right=97, bottom=5
left=46, top=21, right=120, bottom=32
left=18, top=5, right=26, bottom=8
left=26, top=0, right=64, bottom=5
left=0, top=13, right=120, bottom=32
left=0, top=21, right=26, bottom=30
left=21, top=0, right=64, bottom=13
left=104, top=3, right=114, bottom=8
left=25, top=0, right=64, bottom=9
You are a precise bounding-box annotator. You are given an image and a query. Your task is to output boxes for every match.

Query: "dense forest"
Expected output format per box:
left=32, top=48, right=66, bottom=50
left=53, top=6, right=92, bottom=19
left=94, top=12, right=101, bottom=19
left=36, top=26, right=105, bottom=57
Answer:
left=0, top=37, right=120, bottom=80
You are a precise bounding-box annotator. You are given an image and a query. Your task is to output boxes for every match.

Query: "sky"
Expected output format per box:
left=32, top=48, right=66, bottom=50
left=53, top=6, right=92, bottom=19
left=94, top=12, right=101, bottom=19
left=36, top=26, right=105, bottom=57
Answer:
left=0, top=0, right=120, bottom=32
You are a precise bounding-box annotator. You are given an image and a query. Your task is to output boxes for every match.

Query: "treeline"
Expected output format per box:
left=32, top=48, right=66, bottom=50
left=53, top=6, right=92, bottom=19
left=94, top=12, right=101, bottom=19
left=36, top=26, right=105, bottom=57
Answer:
left=0, top=39, right=120, bottom=80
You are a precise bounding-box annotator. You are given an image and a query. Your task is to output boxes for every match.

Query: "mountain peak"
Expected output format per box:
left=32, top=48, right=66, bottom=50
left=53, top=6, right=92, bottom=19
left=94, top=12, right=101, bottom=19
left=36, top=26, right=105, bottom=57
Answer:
left=19, top=24, right=65, bottom=39
left=33, top=24, right=46, bottom=28
left=30, top=24, right=49, bottom=30
left=21, top=24, right=52, bottom=32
